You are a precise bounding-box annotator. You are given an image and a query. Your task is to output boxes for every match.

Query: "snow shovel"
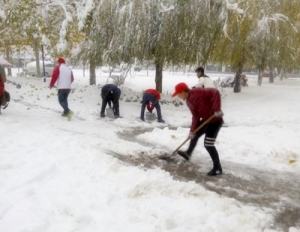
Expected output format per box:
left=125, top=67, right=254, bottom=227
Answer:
left=106, top=108, right=115, bottom=119
left=158, top=114, right=215, bottom=159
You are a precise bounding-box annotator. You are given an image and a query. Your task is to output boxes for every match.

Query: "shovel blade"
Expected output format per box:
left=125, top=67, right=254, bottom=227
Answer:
left=157, top=152, right=176, bottom=160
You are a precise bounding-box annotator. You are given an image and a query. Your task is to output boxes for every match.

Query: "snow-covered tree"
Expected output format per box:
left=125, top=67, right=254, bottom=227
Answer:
left=0, top=0, right=76, bottom=76
left=2, top=0, right=300, bottom=91
left=73, top=0, right=128, bottom=85
left=210, top=0, right=300, bottom=90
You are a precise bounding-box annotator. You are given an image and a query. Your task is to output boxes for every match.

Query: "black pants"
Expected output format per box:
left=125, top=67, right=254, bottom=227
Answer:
left=100, top=95, right=119, bottom=116
left=187, top=119, right=223, bottom=168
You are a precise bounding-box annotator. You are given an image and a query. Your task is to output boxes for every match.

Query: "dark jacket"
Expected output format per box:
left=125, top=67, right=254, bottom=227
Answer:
left=187, top=88, right=223, bottom=132
left=101, top=84, right=121, bottom=102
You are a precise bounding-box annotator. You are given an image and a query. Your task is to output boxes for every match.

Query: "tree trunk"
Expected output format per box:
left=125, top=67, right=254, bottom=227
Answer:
left=269, top=65, right=274, bottom=83
left=233, top=63, right=243, bottom=93
left=279, top=67, right=284, bottom=81
left=33, top=39, right=41, bottom=78
left=258, top=68, right=263, bottom=86
left=89, top=58, right=96, bottom=85
left=155, top=59, right=163, bottom=93
left=5, top=46, right=12, bottom=76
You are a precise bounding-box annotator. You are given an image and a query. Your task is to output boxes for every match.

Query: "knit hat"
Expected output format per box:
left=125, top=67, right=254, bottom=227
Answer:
left=172, top=82, right=189, bottom=97
left=57, top=57, right=65, bottom=63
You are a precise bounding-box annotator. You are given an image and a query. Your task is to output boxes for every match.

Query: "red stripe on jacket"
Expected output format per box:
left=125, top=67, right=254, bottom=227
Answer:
left=187, top=88, right=223, bottom=132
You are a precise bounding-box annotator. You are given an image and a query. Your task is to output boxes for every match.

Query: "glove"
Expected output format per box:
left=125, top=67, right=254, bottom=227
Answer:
left=188, top=132, right=195, bottom=140
left=214, top=111, right=223, bottom=118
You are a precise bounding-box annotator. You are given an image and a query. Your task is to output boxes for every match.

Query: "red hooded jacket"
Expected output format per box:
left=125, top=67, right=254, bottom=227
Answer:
left=187, top=88, right=223, bottom=132
left=144, top=89, right=160, bottom=111
left=0, top=76, right=4, bottom=96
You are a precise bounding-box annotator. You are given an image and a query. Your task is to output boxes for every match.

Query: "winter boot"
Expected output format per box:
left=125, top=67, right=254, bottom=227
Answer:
left=207, top=165, right=223, bottom=176
left=177, top=150, right=190, bottom=161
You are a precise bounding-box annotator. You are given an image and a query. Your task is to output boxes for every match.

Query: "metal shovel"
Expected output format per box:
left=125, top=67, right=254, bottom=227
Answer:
left=158, top=114, right=215, bottom=159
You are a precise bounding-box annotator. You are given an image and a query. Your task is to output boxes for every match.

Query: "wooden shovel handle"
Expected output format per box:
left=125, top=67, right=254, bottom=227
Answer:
left=172, top=114, right=215, bottom=155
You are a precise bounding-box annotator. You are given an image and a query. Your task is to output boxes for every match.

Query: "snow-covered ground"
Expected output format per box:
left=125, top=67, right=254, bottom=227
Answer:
left=1, top=68, right=299, bottom=232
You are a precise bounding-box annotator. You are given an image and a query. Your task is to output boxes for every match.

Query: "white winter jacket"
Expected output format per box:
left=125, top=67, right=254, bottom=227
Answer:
left=50, top=63, right=73, bottom=89
left=195, top=75, right=215, bottom=88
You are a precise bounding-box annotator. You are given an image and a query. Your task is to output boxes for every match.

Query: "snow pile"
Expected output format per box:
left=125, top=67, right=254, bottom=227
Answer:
left=0, top=68, right=299, bottom=231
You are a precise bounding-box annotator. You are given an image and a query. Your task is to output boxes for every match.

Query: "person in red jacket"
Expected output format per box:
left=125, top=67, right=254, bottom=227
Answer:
left=49, top=57, right=74, bottom=118
left=172, top=82, right=224, bottom=176
left=0, top=65, right=6, bottom=113
left=0, top=64, right=6, bottom=97
left=0, top=76, right=4, bottom=114
left=0, top=75, right=4, bottom=97
left=140, top=89, right=165, bottom=123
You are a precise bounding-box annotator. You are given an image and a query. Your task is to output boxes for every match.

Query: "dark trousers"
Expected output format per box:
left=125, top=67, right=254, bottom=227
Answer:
left=187, top=119, right=223, bottom=168
left=58, top=89, right=71, bottom=114
left=100, top=96, right=119, bottom=116
left=140, top=93, right=162, bottom=121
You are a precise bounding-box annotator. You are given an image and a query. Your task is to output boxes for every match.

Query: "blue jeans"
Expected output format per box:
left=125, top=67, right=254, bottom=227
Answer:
left=140, top=93, right=162, bottom=121
left=58, top=89, right=71, bottom=114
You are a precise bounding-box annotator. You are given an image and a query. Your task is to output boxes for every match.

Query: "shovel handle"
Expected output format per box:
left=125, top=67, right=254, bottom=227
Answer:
left=192, top=114, right=215, bottom=135
left=172, top=114, right=215, bottom=155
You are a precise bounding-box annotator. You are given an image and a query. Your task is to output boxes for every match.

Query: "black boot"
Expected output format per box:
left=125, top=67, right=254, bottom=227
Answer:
left=207, top=165, right=223, bottom=176
left=177, top=150, right=190, bottom=161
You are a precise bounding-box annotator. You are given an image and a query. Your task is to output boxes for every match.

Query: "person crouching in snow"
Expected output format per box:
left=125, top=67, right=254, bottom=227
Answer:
left=49, top=57, right=74, bottom=118
left=140, top=89, right=165, bottom=123
left=172, top=82, right=224, bottom=176
left=100, top=84, right=122, bottom=118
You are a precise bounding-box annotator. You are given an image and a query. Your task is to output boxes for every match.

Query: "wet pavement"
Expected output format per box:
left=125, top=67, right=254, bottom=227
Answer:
left=113, top=127, right=300, bottom=231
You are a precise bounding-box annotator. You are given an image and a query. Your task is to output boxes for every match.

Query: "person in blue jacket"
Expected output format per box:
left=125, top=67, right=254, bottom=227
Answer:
left=100, top=84, right=122, bottom=118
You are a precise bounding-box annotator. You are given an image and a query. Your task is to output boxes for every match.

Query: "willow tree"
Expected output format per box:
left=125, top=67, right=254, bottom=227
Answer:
left=182, top=1, right=224, bottom=66
left=1, top=0, right=75, bottom=77
left=130, top=0, right=176, bottom=92
left=247, top=0, right=300, bottom=85
left=210, top=0, right=291, bottom=91
left=0, top=1, right=32, bottom=75
left=276, top=0, right=300, bottom=81
left=247, top=1, right=282, bottom=86
left=73, top=0, right=231, bottom=91
left=210, top=2, right=252, bottom=92
left=37, top=2, right=81, bottom=61
left=130, top=0, right=225, bottom=92
left=74, top=0, right=139, bottom=85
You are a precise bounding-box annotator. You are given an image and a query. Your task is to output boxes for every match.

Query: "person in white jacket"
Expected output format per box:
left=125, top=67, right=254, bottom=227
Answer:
left=194, top=66, right=215, bottom=88
left=49, top=57, right=74, bottom=118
